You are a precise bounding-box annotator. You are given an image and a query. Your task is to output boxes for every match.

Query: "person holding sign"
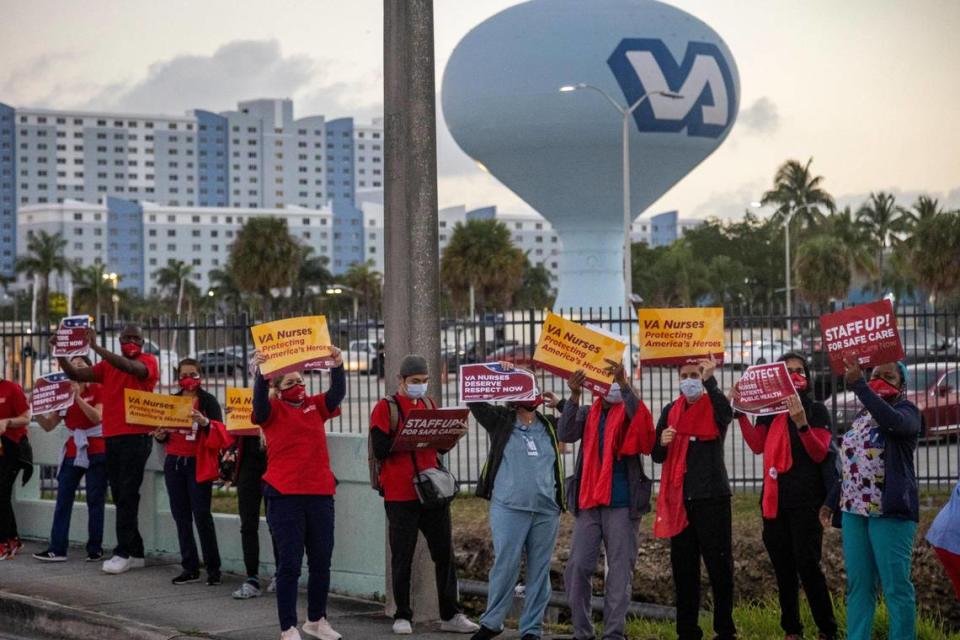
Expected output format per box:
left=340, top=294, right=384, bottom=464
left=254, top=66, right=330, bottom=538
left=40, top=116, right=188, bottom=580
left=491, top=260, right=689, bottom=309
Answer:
left=652, top=355, right=736, bottom=640
left=822, top=357, right=920, bottom=640
left=732, top=353, right=838, bottom=640
left=558, top=360, right=656, bottom=640
left=32, top=356, right=107, bottom=562
left=0, top=374, right=30, bottom=560
left=368, top=354, right=479, bottom=636
left=927, top=472, right=960, bottom=599
left=152, top=358, right=229, bottom=586
left=466, top=362, right=564, bottom=640
left=55, top=323, right=159, bottom=575
left=252, top=348, right=345, bottom=640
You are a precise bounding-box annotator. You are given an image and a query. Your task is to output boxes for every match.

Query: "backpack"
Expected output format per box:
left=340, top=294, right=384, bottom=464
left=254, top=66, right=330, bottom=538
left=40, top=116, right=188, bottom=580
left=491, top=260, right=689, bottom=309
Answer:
left=367, top=395, right=437, bottom=493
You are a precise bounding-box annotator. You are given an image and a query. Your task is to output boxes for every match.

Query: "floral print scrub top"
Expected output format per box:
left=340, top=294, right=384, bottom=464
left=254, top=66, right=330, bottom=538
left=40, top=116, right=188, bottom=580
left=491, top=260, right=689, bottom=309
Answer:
left=840, top=410, right=886, bottom=517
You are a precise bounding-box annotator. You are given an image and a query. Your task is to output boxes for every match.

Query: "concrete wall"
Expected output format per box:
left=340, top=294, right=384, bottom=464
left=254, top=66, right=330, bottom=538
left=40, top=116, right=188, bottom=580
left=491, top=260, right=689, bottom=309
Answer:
left=13, top=425, right=386, bottom=598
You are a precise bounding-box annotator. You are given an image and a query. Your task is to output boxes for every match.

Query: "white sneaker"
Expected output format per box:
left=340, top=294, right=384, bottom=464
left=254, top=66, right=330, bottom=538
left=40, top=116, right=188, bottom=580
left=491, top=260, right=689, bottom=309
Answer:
left=129, top=556, right=146, bottom=568
left=101, top=555, right=133, bottom=574
left=267, top=575, right=278, bottom=593
left=440, top=614, right=480, bottom=634
left=392, top=619, right=413, bottom=635
left=303, top=617, right=341, bottom=640
left=232, top=581, right=263, bottom=599
left=280, top=628, right=302, bottom=640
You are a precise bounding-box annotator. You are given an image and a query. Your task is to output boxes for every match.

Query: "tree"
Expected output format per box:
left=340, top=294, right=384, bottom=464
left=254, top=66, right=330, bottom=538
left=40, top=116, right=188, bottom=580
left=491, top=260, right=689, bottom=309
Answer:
left=511, top=257, right=554, bottom=309
left=440, top=219, right=525, bottom=312
left=760, top=158, right=835, bottom=232
left=15, top=230, right=69, bottom=329
left=896, top=210, right=960, bottom=305
left=633, top=241, right=709, bottom=306
left=228, top=217, right=302, bottom=314
left=822, top=206, right=876, bottom=279
left=704, top=255, right=750, bottom=306
left=856, top=191, right=907, bottom=290
left=898, top=195, right=947, bottom=230
left=793, top=235, right=851, bottom=308
left=289, top=246, right=333, bottom=313
left=153, top=259, right=198, bottom=317
left=342, top=260, right=383, bottom=315
left=208, top=263, right=245, bottom=316
left=72, top=262, right=112, bottom=322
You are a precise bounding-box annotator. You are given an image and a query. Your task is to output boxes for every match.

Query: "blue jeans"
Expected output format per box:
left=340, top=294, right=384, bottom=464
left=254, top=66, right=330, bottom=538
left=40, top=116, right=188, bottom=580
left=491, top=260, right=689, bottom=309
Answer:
left=48, top=454, right=107, bottom=556
left=163, top=456, right=221, bottom=576
left=481, top=503, right=560, bottom=638
left=842, top=512, right=917, bottom=640
left=266, top=493, right=335, bottom=631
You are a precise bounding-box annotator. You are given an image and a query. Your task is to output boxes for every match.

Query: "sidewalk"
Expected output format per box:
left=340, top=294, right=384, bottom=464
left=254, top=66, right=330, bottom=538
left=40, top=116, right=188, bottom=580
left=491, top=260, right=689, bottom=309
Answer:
left=0, top=544, right=523, bottom=640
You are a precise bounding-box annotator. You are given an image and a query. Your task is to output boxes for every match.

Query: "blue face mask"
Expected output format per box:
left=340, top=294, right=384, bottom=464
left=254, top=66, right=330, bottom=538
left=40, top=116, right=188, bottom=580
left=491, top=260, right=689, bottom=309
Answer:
left=679, top=378, right=704, bottom=402
left=604, top=383, right=623, bottom=405
left=406, top=382, right=428, bottom=399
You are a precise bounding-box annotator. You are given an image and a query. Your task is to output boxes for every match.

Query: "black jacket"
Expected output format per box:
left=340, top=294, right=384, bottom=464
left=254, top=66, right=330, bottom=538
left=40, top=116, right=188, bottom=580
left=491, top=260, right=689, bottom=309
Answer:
left=652, top=376, right=733, bottom=502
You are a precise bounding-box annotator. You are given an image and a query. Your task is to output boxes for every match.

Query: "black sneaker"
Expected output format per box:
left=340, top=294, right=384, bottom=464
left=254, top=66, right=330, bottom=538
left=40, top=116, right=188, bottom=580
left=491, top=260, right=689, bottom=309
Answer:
left=171, top=571, right=201, bottom=585
left=469, top=626, right=501, bottom=640
left=206, top=573, right=222, bottom=586
left=86, top=551, right=103, bottom=562
left=32, top=550, right=67, bottom=562
left=521, top=635, right=540, bottom=640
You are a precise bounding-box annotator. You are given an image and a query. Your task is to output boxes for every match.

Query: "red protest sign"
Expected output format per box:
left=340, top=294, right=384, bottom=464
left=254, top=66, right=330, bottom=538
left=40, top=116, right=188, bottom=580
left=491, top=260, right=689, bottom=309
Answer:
left=391, top=407, right=470, bottom=452
left=31, top=372, right=75, bottom=415
left=819, top=300, right=904, bottom=375
left=458, top=363, right=538, bottom=404
left=733, top=362, right=798, bottom=416
left=52, top=315, right=91, bottom=358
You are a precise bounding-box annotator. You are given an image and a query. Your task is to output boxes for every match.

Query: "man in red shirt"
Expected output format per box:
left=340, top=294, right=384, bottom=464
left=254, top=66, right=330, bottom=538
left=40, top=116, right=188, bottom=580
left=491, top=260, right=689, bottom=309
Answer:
left=56, top=324, right=159, bottom=574
left=0, top=376, right=31, bottom=560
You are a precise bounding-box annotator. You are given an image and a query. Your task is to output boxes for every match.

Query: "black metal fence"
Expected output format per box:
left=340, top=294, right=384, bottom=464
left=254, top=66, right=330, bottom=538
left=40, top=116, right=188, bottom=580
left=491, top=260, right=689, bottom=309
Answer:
left=3, top=305, right=959, bottom=492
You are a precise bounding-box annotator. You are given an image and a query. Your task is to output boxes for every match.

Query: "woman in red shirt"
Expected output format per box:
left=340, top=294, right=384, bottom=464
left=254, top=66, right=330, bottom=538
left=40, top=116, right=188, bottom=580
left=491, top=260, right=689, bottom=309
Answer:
left=153, top=358, right=228, bottom=586
left=0, top=374, right=30, bottom=560
left=251, top=348, right=345, bottom=640
left=33, top=355, right=106, bottom=562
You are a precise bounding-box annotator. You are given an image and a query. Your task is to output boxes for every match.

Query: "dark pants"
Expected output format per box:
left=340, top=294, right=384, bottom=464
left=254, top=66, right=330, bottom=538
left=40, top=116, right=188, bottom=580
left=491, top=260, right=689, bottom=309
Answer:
left=105, top=434, right=152, bottom=558
left=266, top=494, right=335, bottom=631
left=0, top=437, right=22, bottom=539
left=49, top=454, right=107, bottom=556
left=762, top=505, right=837, bottom=638
left=670, top=497, right=736, bottom=640
left=385, top=500, right=460, bottom=622
left=164, top=456, right=221, bottom=576
left=236, top=443, right=278, bottom=579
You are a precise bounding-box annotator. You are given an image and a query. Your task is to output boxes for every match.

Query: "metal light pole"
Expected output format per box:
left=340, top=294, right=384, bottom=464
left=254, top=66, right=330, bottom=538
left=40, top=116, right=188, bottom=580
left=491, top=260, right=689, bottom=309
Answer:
left=560, top=84, right=682, bottom=315
left=784, top=200, right=794, bottom=321
left=102, top=272, right=119, bottom=325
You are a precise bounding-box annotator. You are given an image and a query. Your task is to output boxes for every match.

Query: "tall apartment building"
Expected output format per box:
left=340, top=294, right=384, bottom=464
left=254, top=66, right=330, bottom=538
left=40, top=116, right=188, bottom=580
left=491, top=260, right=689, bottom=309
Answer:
left=0, top=98, right=383, bottom=276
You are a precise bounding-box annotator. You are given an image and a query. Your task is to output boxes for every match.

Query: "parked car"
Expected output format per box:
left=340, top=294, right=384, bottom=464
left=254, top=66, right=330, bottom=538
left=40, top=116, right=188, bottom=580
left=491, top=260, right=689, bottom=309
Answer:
left=443, top=339, right=518, bottom=372
left=830, top=362, right=960, bottom=442
left=485, top=344, right=537, bottom=369
left=723, top=339, right=794, bottom=370
left=196, top=346, right=247, bottom=376
left=341, top=339, right=380, bottom=375
left=899, top=329, right=957, bottom=364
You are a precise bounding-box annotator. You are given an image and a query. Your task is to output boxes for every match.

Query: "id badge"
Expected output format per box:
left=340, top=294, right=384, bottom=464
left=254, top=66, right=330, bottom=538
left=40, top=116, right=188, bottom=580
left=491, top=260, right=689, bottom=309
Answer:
left=523, top=435, right=538, bottom=457
left=186, top=424, right=198, bottom=441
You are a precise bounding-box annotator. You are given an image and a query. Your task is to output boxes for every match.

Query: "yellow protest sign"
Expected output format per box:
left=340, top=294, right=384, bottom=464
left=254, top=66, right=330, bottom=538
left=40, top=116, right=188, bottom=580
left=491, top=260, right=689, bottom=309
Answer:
left=124, top=389, right=194, bottom=429
left=637, top=307, right=725, bottom=366
left=250, top=315, right=335, bottom=378
left=225, top=387, right=260, bottom=435
left=532, top=312, right=626, bottom=393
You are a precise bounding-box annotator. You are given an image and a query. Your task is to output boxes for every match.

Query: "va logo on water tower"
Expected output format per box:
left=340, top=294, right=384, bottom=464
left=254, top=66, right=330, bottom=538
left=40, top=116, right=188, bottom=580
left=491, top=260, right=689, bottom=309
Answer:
left=607, top=38, right=737, bottom=139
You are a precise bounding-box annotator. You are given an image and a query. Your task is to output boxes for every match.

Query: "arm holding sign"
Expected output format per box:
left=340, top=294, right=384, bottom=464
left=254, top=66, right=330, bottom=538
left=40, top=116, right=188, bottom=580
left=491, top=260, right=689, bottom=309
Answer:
left=844, top=356, right=920, bottom=439
left=651, top=405, right=672, bottom=464
left=251, top=352, right=273, bottom=426
left=321, top=349, right=346, bottom=414
left=790, top=397, right=831, bottom=463
left=557, top=370, right=589, bottom=443
left=87, top=328, right=150, bottom=380
left=730, top=384, right=767, bottom=454
left=469, top=401, right=512, bottom=433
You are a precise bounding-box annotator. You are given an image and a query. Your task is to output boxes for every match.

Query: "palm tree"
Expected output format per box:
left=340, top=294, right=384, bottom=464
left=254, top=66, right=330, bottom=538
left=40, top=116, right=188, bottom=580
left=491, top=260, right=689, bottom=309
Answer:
left=15, top=230, right=69, bottom=329
left=153, top=259, right=198, bottom=318
left=71, top=262, right=112, bottom=323
left=856, top=192, right=907, bottom=290
left=342, top=261, right=384, bottom=315
left=760, top=158, right=835, bottom=232
left=208, top=264, right=244, bottom=316
left=897, top=211, right=960, bottom=305
left=228, top=217, right=302, bottom=315
left=823, top=206, right=876, bottom=278
left=440, top=219, right=525, bottom=312
left=290, top=246, right=333, bottom=313
left=512, top=257, right=555, bottom=309
left=794, top=235, right=852, bottom=308
left=898, top=195, right=945, bottom=230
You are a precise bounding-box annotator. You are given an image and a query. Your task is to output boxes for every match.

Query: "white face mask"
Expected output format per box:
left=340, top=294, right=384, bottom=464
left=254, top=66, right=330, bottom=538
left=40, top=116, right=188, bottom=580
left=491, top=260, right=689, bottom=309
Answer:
left=406, top=382, right=428, bottom=399
left=679, top=378, right=704, bottom=402
left=604, top=383, right=623, bottom=405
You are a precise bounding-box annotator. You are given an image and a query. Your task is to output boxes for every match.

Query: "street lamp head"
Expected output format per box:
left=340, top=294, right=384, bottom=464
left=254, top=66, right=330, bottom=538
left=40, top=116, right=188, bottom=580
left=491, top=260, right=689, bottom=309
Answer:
left=558, top=83, right=586, bottom=93
left=749, top=201, right=763, bottom=209
left=207, top=290, right=215, bottom=297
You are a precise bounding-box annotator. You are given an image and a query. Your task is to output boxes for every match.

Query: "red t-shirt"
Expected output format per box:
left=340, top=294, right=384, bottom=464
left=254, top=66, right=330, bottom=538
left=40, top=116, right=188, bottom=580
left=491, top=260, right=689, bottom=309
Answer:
left=91, top=353, right=159, bottom=438
left=370, top=395, right=440, bottom=502
left=0, top=380, right=30, bottom=444
left=258, top=394, right=338, bottom=495
left=64, top=383, right=106, bottom=458
left=165, top=397, right=200, bottom=457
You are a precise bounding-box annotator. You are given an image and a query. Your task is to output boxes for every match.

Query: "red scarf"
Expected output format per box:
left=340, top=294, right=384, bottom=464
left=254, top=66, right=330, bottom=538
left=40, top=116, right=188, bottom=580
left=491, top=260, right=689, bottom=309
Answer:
left=761, top=414, right=793, bottom=519
left=654, top=395, right=718, bottom=538
left=578, top=398, right=655, bottom=510
left=196, top=420, right=234, bottom=484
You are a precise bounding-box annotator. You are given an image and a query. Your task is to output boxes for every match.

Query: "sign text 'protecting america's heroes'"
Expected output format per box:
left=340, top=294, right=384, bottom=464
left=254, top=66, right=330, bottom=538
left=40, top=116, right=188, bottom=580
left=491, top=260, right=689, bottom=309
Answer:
left=250, top=316, right=337, bottom=378
left=819, top=300, right=904, bottom=375
left=732, top=362, right=798, bottom=416
left=390, top=407, right=470, bottom=452
left=458, top=363, right=538, bottom=404
left=225, top=387, right=260, bottom=436
left=124, top=389, right=194, bottom=429
left=532, top=313, right=626, bottom=394
left=30, top=372, right=75, bottom=415
left=52, top=315, right=91, bottom=358
left=637, top=307, right=725, bottom=366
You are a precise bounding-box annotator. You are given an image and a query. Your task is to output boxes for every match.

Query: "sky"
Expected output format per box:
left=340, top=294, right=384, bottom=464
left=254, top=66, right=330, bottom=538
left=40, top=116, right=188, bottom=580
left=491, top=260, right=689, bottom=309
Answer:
left=1, top=0, right=958, bottom=220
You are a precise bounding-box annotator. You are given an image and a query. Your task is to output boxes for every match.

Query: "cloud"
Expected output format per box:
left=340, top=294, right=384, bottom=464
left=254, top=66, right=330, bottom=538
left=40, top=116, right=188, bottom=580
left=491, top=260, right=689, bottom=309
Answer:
left=834, top=187, right=960, bottom=213
left=737, top=97, right=779, bottom=135
left=684, top=179, right=769, bottom=220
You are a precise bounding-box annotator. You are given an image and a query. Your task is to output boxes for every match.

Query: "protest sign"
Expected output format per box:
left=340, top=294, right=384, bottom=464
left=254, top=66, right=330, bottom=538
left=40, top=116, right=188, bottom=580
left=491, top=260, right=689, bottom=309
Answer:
left=30, top=372, right=75, bottom=415
left=391, top=407, right=470, bottom=452
left=532, top=313, right=626, bottom=394
left=637, top=307, right=724, bottom=366
left=124, top=389, right=194, bottom=429
left=458, top=363, right=538, bottom=404
left=52, top=315, right=91, bottom=358
left=819, top=300, right=904, bottom=375
left=225, top=387, right=260, bottom=436
left=733, top=362, right=798, bottom=416
left=250, top=316, right=336, bottom=378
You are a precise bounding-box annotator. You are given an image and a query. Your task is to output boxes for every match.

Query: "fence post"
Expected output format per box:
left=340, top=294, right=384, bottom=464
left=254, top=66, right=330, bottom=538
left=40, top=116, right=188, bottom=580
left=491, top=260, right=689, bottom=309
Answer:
left=240, top=312, right=250, bottom=387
